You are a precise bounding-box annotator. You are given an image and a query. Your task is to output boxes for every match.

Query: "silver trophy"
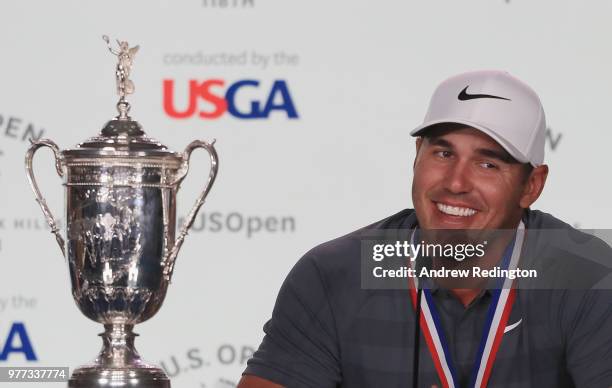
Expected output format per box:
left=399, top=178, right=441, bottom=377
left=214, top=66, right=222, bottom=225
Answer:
left=25, top=37, right=219, bottom=387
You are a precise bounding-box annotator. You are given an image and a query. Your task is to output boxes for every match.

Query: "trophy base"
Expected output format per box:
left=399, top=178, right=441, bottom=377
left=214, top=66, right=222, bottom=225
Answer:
left=69, top=324, right=170, bottom=388
left=68, top=366, right=170, bottom=388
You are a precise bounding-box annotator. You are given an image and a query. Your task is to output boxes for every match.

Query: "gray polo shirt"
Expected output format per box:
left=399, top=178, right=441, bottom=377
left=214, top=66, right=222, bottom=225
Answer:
left=244, top=209, right=612, bottom=387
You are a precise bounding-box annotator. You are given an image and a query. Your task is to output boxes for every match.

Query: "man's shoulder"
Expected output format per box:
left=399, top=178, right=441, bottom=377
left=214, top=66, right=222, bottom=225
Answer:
left=525, top=209, right=612, bottom=254
left=307, top=209, right=415, bottom=260
left=523, top=209, right=612, bottom=289
left=296, top=209, right=415, bottom=279
left=524, top=208, right=574, bottom=229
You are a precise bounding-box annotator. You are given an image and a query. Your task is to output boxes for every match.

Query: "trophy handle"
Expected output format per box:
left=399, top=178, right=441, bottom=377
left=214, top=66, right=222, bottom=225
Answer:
left=163, top=139, right=219, bottom=281
left=25, top=139, right=66, bottom=257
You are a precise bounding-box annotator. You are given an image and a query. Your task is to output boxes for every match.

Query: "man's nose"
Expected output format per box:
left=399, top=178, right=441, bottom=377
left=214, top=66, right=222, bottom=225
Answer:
left=443, top=161, right=473, bottom=194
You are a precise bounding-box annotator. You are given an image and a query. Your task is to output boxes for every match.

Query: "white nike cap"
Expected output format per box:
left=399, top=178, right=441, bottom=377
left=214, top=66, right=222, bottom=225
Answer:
left=411, top=70, right=546, bottom=166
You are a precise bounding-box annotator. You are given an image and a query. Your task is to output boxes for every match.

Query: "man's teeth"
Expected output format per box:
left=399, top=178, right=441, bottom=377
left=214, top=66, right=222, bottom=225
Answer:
left=436, top=203, right=477, bottom=217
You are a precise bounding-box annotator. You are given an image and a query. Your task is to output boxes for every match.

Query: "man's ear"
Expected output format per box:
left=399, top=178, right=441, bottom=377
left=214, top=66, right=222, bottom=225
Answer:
left=519, top=164, right=549, bottom=208
left=414, top=137, right=424, bottom=169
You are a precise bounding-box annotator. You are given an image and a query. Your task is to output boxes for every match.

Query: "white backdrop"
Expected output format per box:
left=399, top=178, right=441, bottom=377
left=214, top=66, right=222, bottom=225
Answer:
left=1, top=0, right=612, bottom=386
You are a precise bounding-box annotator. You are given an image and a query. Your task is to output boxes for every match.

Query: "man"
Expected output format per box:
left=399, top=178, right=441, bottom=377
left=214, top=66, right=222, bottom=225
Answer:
left=238, top=71, right=612, bottom=387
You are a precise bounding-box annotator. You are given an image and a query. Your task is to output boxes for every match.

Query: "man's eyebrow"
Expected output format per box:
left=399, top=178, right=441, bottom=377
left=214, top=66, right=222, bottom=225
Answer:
left=427, top=137, right=454, bottom=148
left=426, top=137, right=519, bottom=164
left=475, top=148, right=517, bottom=164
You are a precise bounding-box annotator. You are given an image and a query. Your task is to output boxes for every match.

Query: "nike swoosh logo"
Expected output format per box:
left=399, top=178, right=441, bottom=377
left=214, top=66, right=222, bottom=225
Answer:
left=504, top=318, right=522, bottom=334
left=458, top=86, right=511, bottom=101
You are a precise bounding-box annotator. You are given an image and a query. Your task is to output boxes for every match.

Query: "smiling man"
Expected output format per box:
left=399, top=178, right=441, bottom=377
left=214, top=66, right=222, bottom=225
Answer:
left=412, top=125, right=545, bottom=231
left=238, top=71, right=612, bottom=388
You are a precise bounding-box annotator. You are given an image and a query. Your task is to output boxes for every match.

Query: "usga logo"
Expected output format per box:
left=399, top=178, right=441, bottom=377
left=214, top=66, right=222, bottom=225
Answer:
left=0, top=322, right=37, bottom=361
left=163, top=79, right=298, bottom=120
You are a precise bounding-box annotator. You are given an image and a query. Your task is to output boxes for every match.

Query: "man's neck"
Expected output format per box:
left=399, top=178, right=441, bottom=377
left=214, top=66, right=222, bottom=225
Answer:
left=451, top=288, right=482, bottom=308
left=445, top=227, right=520, bottom=308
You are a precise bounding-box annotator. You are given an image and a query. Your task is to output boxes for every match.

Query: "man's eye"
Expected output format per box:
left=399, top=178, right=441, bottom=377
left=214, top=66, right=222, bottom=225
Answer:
left=435, top=150, right=452, bottom=158
left=480, top=162, right=497, bottom=169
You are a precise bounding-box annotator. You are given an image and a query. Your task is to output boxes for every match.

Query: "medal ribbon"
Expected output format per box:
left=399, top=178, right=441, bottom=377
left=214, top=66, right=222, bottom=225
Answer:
left=408, top=222, right=525, bottom=388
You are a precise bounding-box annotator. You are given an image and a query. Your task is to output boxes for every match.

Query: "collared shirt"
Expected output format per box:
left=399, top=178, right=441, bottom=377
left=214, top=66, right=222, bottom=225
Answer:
left=244, top=209, right=612, bottom=387
left=429, top=288, right=492, bottom=387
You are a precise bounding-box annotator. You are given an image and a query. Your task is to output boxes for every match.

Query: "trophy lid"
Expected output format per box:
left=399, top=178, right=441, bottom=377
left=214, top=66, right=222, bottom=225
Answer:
left=63, top=36, right=180, bottom=160
left=63, top=113, right=178, bottom=158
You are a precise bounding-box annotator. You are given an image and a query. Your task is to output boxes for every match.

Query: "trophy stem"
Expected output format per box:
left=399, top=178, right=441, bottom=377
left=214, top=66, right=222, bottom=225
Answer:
left=69, top=324, right=170, bottom=387
left=98, top=324, right=141, bottom=367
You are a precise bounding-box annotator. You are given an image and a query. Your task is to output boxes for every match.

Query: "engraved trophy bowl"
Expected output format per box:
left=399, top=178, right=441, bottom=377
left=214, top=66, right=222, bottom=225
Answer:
left=24, top=38, right=218, bottom=388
